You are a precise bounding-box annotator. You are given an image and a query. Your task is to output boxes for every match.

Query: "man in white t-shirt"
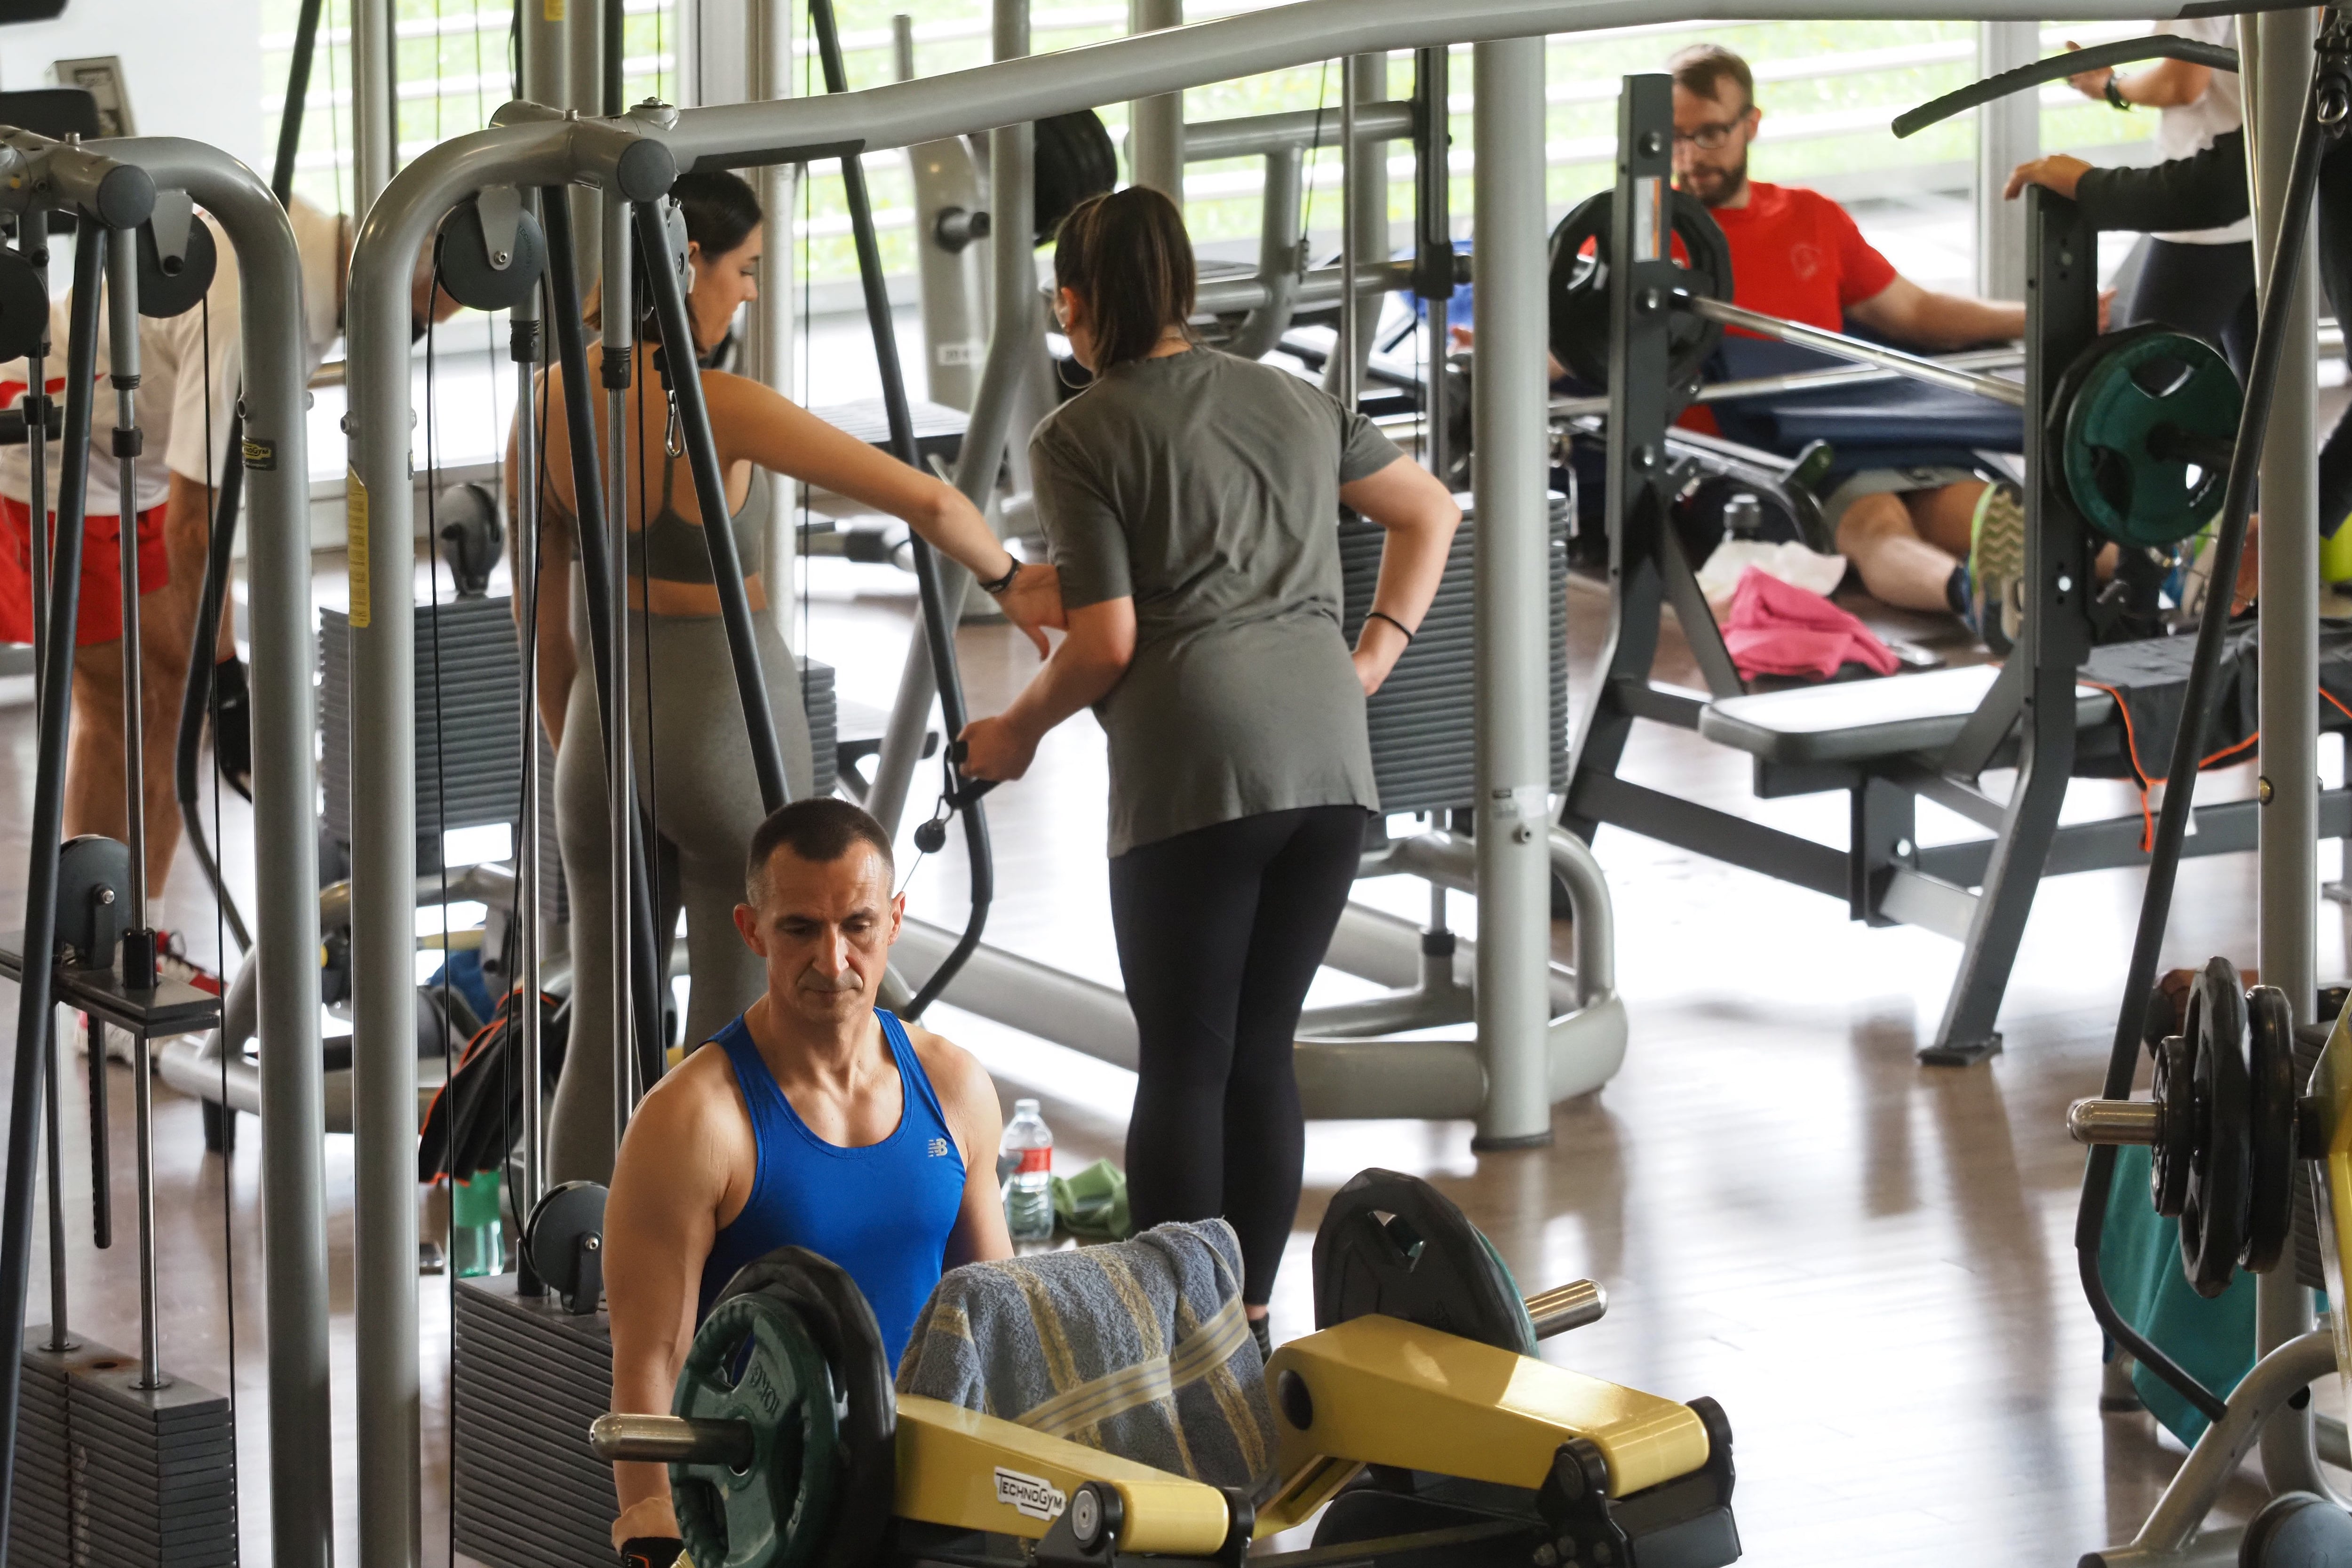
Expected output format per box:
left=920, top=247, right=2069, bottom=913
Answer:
left=2064, top=17, right=2254, bottom=375
left=0, top=196, right=452, bottom=919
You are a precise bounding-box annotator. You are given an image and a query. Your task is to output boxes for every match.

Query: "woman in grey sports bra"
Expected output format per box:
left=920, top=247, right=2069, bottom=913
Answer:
left=515, top=170, right=1061, bottom=1184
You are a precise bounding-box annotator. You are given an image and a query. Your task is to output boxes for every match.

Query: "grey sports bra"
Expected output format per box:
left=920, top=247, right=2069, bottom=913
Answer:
left=626, top=446, right=767, bottom=585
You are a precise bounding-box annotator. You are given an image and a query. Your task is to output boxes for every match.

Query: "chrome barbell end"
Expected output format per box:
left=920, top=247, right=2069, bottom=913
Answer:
left=2067, top=1098, right=2162, bottom=1147
left=588, top=1412, right=756, bottom=1468
left=1526, top=1278, right=1608, bottom=1339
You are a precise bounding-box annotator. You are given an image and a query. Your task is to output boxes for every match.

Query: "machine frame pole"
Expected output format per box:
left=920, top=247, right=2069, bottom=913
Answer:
left=603, top=197, right=639, bottom=1137
left=2243, top=2, right=2331, bottom=1502
left=1974, top=20, right=2038, bottom=300
left=1469, top=34, right=1552, bottom=1148
left=1128, top=0, right=1184, bottom=196
left=353, top=0, right=395, bottom=213
left=747, top=0, right=798, bottom=649
left=513, top=274, right=547, bottom=1238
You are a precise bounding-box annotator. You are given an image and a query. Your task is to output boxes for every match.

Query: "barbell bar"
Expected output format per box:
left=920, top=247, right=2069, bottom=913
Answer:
left=586, top=1275, right=1611, bottom=1467
left=1684, top=295, right=2026, bottom=408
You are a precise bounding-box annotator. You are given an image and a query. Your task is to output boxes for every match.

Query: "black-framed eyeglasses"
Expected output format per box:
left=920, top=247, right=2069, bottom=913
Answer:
left=1676, top=110, right=1750, bottom=151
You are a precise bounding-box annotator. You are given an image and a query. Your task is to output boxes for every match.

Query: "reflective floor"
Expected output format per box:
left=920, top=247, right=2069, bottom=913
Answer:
left=5, top=523, right=2350, bottom=1567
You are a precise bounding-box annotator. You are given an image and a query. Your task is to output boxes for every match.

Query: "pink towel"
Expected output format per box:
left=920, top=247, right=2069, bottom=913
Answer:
left=1720, top=565, right=1899, bottom=683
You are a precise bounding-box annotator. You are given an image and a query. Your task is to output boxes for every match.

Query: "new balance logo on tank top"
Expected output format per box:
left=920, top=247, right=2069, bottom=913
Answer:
left=696, top=1009, right=966, bottom=1371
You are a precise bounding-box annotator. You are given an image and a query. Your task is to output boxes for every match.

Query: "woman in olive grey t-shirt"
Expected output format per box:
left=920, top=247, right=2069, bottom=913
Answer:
left=960, top=187, right=1460, bottom=1343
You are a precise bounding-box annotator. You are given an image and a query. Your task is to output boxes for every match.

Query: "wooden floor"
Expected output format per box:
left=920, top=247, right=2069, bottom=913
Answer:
left=3, top=546, right=2342, bottom=1567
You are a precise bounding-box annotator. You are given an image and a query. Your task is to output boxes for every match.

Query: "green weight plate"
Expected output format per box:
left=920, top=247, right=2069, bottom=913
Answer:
left=2243, top=984, right=2299, bottom=1274
left=673, top=1290, right=842, bottom=1568
left=2181, top=957, right=2250, bottom=1297
left=2058, top=326, right=2241, bottom=549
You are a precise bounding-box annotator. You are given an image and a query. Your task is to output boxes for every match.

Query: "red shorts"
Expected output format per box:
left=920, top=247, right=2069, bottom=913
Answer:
left=0, top=495, right=170, bottom=647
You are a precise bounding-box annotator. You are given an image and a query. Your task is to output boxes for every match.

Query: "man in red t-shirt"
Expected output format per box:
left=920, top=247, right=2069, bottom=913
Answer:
left=1672, top=44, right=2034, bottom=642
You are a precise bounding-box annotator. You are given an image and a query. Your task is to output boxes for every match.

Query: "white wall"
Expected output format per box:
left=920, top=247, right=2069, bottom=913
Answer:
left=0, top=0, right=264, bottom=173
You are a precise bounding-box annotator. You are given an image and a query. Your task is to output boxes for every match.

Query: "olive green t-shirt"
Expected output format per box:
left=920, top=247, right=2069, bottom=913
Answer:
left=1029, top=346, right=1403, bottom=857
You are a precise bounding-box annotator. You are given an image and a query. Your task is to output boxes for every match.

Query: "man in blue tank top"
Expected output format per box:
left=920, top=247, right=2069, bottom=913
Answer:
left=602, top=798, right=1012, bottom=1562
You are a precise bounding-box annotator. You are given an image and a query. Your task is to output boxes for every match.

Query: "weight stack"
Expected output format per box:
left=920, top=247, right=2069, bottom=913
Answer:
left=1340, top=490, right=1572, bottom=816
left=452, top=1275, right=617, bottom=1568
left=17, top=1329, right=237, bottom=1568
left=14, top=1330, right=74, bottom=1566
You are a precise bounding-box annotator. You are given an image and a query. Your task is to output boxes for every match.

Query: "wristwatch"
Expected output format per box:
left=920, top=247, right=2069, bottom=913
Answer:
left=2104, top=71, right=2132, bottom=111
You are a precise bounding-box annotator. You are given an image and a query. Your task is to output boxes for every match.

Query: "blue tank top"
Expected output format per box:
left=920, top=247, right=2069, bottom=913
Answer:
left=697, top=1009, right=968, bottom=1370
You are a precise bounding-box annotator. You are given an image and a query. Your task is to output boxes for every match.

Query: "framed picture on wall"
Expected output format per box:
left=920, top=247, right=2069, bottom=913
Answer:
left=50, top=56, right=131, bottom=138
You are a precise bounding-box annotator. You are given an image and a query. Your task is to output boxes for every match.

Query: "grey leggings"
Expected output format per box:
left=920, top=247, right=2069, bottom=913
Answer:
left=547, top=597, right=814, bottom=1184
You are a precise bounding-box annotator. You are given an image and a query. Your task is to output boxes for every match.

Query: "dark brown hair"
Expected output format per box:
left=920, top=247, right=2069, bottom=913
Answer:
left=745, top=798, right=895, bottom=904
left=1666, top=44, right=1754, bottom=111
left=588, top=168, right=763, bottom=345
left=1051, top=185, right=1197, bottom=371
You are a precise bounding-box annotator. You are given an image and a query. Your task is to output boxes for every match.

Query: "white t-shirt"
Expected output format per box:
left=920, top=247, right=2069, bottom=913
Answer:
left=2152, top=17, right=2251, bottom=246
left=0, top=197, right=343, bottom=518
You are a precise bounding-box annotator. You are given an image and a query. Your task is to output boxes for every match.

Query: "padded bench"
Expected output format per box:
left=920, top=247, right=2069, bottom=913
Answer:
left=1696, top=663, right=2115, bottom=766
left=811, top=397, right=970, bottom=467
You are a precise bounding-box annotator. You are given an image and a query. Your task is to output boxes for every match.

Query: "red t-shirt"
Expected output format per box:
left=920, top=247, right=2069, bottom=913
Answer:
left=1707, top=181, right=1898, bottom=333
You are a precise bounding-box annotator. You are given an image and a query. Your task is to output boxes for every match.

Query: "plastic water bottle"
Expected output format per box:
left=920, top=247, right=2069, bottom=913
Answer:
left=453, top=1169, right=504, bottom=1278
left=1000, top=1099, right=1055, bottom=1242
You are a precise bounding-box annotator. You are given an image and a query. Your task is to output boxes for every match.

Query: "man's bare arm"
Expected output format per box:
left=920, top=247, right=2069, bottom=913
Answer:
left=603, top=1065, right=742, bottom=1547
left=1845, top=276, right=2026, bottom=351
left=910, top=1028, right=1014, bottom=1270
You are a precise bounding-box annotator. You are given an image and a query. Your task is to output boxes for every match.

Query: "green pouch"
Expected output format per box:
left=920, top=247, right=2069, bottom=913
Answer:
left=1051, top=1158, right=1132, bottom=1242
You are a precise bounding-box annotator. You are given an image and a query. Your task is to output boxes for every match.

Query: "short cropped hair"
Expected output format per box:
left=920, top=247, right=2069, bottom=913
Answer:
left=744, top=798, right=896, bottom=905
left=1052, top=185, right=1197, bottom=371
left=1667, top=44, right=1755, bottom=111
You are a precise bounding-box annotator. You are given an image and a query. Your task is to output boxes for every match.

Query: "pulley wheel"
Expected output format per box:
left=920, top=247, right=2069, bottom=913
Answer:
left=1313, top=1168, right=1536, bottom=1355
left=523, top=1179, right=606, bottom=1300
left=2180, top=957, right=2250, bottom=1297
left=673, top=1289, right=842, bottom=1568
left=0, top=247, right=48, bottom=360
left=2243, top=983, right=2299, bottom=1274
left=135, top=214, right=217, bottom=319
left=435, top=197, right=548, bottom=314
left=1546, top=188, right=1732, bottom=408
left=1033, top=110, right=1117, bottom=245
left=2054, top=325, right=2241, bottom=549
left=54, top=834, right=131, bottom=967
left=713, top=1248, right=896, bottom=1568
left=2149, top=1030, right=2195, bottom=1219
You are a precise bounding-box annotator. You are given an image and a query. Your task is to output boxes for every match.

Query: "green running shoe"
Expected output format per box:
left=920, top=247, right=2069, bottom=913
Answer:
left=1968, top=481, right=2026, bottom=657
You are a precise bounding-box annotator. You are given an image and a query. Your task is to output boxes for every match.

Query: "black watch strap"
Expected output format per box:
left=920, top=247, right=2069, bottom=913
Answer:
left=977, top=555, right=1022, bottom=594
left=2104, top=72, right=2131, bottom=111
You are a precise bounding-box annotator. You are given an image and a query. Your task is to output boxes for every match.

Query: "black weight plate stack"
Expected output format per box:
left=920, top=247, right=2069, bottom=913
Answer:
left=1313, top=1169, right=1536, bottom=1355
left=1546, top=188, right=1732, bottom=407
left=714, top=1248, right=897, bottom=1568
left=1340, top=493, right=1569, bottom=815
left=2181, top=958, right=2250, bottom=1297
left=63, top=1347, right=238, bottom=1568
left=452, top=1274, right=622, bottom=1568
left=13, top=1330, right=82, bottom=1568
left=2149, top=1031, right=2195, bottom=1218
left=2244, top=985, right=2298, bottom=1274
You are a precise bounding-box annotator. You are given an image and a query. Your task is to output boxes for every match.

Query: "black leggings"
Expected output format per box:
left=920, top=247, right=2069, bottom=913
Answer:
left=2122, top=238, right=2257, bottom=383
left=1109, top=804, right=1367, bottom=1305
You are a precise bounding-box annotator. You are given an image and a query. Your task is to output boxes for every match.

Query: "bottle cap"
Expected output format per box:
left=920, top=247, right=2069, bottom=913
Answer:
left=1015, top=1098, right=1041, bottom=1114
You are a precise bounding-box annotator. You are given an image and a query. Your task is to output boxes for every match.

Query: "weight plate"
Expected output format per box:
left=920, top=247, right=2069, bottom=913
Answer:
left=1312, top=1168, right=1536, bottom=1355
left=673, top=1289, right=842, bottom=1568
left=2181, top=957, right=2250, bottom=1297
left=715, top=1248, right=897, bottom=1568
left=436, top=198, right=548, bottom=314
left=2055, top=326, right=2241, bottom=549
left=2244, top=984, right=2299, bottom=1274
left=135, top=214, right=218, bottom=319
left=2150, top=1032, right=2195, bottom=1218
left=0, top=246, right=47, bottom=360
left=524, top=1179, right=606, bottom=1303
left=1033, top=110, right=1118, bottom=246
left=1546, top=188, right=1732, bottom=411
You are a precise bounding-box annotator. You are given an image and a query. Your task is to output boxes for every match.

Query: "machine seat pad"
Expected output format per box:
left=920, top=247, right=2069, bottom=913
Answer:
left=1697, top=663, right=2114, bottom=765
left=897, top=1219, right=1276, bottom=1493
left=809, top=396, right=969, bottom=462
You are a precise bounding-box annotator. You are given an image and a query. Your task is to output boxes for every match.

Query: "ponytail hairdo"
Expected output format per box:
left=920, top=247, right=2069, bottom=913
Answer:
left=1051, top=185, right=1197, bottom=371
